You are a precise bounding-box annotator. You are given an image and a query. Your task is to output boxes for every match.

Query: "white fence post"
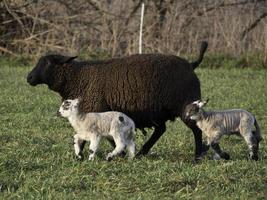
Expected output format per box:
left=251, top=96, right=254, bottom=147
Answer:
left=139, top=3, right=145, bottom=54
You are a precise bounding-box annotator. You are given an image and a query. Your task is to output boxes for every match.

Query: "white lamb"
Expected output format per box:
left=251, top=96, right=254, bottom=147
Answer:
left=185, top=99, right=262, bottom=160
left=58, top=98, right=136, bottom=161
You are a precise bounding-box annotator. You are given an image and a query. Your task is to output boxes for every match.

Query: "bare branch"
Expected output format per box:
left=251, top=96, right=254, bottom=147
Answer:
left=181, top=0, right=266, bottom=30
left=241, top=12, right=267, bottom=39
left=0, top=46, right=18, bottom=57
left=2, top=0, right=29, bottom=35
left=125, top=0, right=143, bottom=26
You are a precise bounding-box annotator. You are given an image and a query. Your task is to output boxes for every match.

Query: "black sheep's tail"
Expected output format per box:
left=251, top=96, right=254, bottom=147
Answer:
left=190, top=41, right=208, bottom=70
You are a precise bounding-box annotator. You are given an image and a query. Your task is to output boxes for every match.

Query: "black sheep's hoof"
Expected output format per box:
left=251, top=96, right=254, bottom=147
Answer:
left=194, top=155, right=204, bottom=163
left=135, top=153, right=143, bottom=159
left=221, top=152, right=230, bottom=160
left=250, top=154, right=259, bottom=161
left=202, top=143, right=210, bottom=154
left=135, top=149, right=148, bottom=158
left=193, top=158, right=202, bottom=164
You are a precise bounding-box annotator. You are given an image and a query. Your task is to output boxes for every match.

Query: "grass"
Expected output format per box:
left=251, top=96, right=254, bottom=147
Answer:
left=0, top=61, right=267, bottom=199
left=200, top=54, right=267, bottom=69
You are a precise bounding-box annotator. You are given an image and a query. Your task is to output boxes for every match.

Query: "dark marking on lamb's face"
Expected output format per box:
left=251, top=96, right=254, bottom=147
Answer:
left=185, top=103, right=200, bottom=120
left=62, top=100, right=72, bottom=110
left=184, top=99, right=209, bottom=120
left=27, top=55, right=77, bottom=87
left=118, top=116, right=124, bottom=122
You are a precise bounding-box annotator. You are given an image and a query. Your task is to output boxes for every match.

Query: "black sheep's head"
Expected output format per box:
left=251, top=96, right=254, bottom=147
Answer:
left=27, top=54, right=77, bottom=87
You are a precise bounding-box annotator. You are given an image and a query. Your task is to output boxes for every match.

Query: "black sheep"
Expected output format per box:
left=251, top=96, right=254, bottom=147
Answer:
left=27, top=41, right=208, bottom=160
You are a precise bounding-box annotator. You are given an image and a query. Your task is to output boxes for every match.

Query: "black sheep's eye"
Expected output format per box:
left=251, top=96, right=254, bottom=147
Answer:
left=44, top=58, right=50, bottom=66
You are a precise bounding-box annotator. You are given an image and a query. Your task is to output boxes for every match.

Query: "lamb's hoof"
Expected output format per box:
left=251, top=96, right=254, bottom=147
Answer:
left=106, top=154, right=114, bottom=161
left=213, top=153, right=221, bottom=160
left=88, top=156, right=95, bottom=161
left=202, top=143, right=210, bottom=155
left=221, top=152, right=230, bottom=160
left=128, top=155, right=135, bottom=160
left=76, top=153, right=84, bottom=161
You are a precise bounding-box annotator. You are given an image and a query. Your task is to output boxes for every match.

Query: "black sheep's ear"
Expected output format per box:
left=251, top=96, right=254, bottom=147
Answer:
left=57, top=56, right=78, bottom=64
left=64, top=56, right=77, bottom=63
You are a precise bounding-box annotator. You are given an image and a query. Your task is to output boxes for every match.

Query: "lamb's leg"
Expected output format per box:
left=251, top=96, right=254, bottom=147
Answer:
left=78, top=134, right=117, bottom=155
left=136, top=122, right=166, bottom=157
left=127, top=140, right=136, bottom=159
left=106, top=137, right=127, bottom=157
left=210, top=142, right=230, bottom=160
left=106, top=136, right=126, bottom=161
left=243, top=131, right=259, bottom=160
left=88, top=135, right=101, bottom=161
left=73, top=134, right=84, bottom=160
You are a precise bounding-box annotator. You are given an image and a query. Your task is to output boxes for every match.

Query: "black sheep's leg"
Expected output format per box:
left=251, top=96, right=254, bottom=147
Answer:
left=191, top=125, right=204, bottom=160
left=183, top=121, right=209, bottom=161
left=136, top=123, right=166, bottom=157
left=194, top=126, right=210, bottom=158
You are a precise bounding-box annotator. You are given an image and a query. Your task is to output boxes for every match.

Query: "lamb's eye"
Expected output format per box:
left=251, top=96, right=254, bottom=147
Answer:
left=189, top=107, right=198, bottom=115
left=63, top=103, right=71, bottom=110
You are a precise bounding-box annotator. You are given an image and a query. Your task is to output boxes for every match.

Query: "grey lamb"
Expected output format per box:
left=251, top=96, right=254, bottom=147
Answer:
left=185, top=99, right=262, bottom=160
left=59, top=98, right=136, bottom=161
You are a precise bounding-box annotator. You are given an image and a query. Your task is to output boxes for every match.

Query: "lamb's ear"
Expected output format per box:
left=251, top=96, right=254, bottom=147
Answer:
left=192, top=100, right=201, bottom=105
left=73, top=98, right=80, bottom=106
left=199, top=98, right=209, bottom=108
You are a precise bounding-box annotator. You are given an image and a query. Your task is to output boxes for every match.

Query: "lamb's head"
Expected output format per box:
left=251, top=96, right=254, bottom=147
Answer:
left=27, top=54, right=77, bottom=87
left=185, top=99, right=209, bottom=121
left=58, top=98, right=80, bottom=118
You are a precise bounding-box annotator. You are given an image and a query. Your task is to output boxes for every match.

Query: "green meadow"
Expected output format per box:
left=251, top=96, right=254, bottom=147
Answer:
left=0, top=61, right=266, bottom=199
